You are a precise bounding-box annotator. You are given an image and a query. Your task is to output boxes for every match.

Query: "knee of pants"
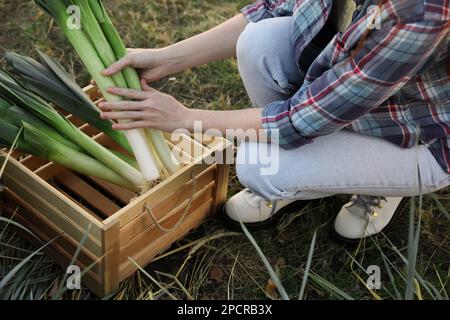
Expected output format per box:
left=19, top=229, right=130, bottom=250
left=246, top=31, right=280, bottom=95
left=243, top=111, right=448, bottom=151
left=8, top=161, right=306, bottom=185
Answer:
left=236, top=18, right=297, bottom=96
left=236, top=23, right=263, bottom=74
left=236, top=17, right=293, bottom=62
left=236, top=23, right=266, bottom=83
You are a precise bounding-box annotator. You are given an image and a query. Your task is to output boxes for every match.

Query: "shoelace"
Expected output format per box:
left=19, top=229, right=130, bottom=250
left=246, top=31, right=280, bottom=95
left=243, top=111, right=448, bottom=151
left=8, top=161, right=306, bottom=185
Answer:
left=347, top=195, right=386, bottom=218
left=265, top=200, right=278, bottom=217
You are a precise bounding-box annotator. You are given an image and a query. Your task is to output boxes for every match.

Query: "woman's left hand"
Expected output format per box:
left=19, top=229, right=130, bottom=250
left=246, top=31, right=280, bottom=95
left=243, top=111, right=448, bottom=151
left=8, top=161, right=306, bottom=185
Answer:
left=99, top=79, right=192, bottom=132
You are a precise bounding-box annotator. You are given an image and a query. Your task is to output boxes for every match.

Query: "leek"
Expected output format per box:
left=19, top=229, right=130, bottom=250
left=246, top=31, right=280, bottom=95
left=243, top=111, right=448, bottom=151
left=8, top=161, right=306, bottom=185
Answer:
left=0, top=96, right=81, bottom=151
left=72, top=0, right=128, bottom=89
left=110, top=149, right=139, bottom=170
left=35, top=0, right=162, bottom=183
left=0, top=100, right=139, bottom=191
left=22, top=122, right=137, bottom=191
left=0, top=69, right=146, bottom=188
left=2, top=105, right=82, bottom=152
left=0, top=118, right=34, bottom=155
left=6, top=51, right=132, bottom=153
left=146, top=130, right=179, bottom=175
left=88, top=0, right=180, bottom=175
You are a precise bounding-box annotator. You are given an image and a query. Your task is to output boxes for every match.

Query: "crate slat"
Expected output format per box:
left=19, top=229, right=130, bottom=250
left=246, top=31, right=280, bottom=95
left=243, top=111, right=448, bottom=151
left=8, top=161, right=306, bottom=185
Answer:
left=119, top=199, right=213, bottom=280
left=3, top=173, right=103, bottom=256
left=66, top=115, right=85, bottom=127
left=1, top=157, right=104, bottom=228
left=164, top=132, right=210, bottom=160
left=80, top=124, right=101, bottom=137
left=1, top=189, right=102, bottom=275
left=54, top=171, right=121, bottom=217
left=49, top=182, right=102, bottom=221
left=102, top=219, right=120, bottom=295
left=19, top=155, right=49, bottom=171
left=104, top=160, right=214, bottom=228
left=7, top=150, right=25, bottom=159
left=84, top=84, right=102, bottom=101
left=34, top=162, right=67, bottom=181
left=84, top=176, right=136, bottom=205
left=11, top=209, right=104, bottom=296
left=212, top=141, right=233, bottom=215
left=145, top=167, right=215, bottom=215
left=165, top=140, right=194, bottom=165
left=119, top=181, right=215, bottom=248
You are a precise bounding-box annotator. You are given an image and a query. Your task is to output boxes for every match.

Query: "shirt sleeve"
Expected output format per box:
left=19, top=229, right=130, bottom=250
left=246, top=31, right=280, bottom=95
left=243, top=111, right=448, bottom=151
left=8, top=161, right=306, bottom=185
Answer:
left=262, top=19, right=450, bottom=149
left=241, top=0, right=294, bottom=23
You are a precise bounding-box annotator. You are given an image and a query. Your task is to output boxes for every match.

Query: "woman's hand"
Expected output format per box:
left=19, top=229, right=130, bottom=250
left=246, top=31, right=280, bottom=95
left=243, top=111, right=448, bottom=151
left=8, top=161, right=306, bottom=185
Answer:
left=100, top=79, right=263, bottom=140
left=102, top=14, right=248, bottom=82
left=99, top=80, right=192, bottom=132
left=102, top=48, right=178, bottom=82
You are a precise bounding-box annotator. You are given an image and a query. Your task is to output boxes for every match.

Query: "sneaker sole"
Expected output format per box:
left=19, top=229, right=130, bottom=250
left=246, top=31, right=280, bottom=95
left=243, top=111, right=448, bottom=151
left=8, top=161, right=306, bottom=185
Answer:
left=330, top=198, right=407, bottom=244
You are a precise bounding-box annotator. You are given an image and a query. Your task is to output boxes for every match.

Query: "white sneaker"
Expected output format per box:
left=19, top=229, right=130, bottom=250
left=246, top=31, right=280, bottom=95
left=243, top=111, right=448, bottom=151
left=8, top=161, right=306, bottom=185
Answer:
left=224, top=189, right=301, bottom=226
left=333, top=195, right=404, bottom=241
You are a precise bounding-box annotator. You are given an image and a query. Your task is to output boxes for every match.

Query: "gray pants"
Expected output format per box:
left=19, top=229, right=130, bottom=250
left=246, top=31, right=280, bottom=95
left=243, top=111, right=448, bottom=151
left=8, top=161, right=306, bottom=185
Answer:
left=235, top=17, right=450, bottom=201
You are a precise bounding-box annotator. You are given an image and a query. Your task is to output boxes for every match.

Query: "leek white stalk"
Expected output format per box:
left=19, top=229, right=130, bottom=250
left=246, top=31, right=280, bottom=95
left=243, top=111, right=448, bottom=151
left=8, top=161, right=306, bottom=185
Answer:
left=88, top=0, right=181, bottom=175
left=63, top=28, right=160, bottom=182
left=35, top=0, right=161, bottom=183
left=146, top=129, right=179, bottom=175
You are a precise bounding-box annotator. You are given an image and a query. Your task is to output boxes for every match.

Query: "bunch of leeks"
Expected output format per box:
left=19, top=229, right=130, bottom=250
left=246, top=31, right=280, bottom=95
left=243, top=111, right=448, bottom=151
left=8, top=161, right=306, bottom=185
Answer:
left=35, top=0, right=180, bottom=186
left=0, top=69, right=142, bottom=192
left=6, top=51, right=132, bottom=154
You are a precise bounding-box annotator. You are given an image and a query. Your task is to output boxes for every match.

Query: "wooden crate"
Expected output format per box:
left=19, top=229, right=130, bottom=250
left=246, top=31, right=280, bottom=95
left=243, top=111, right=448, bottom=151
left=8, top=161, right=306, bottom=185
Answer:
left=0, top=86, right=232, bottom=297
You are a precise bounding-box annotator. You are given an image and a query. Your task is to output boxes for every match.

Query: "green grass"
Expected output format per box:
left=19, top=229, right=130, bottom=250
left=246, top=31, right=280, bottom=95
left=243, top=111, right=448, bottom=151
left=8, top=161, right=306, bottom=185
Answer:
left=0, top=0, right=449, bottom=300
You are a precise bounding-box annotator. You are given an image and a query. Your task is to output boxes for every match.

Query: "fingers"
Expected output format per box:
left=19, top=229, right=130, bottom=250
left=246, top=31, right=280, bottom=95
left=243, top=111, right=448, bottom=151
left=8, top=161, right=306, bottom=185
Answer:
left=112, top=121, right=152, bottom=131
left=102, top=56, right=131, bottom=76
left=101, top=111, right=145, bottom=121
left=106, top=82, right=160, bottom=99
left=106, top=87, right=149, bottom=100
left=98, top=100, right=144, bottom=111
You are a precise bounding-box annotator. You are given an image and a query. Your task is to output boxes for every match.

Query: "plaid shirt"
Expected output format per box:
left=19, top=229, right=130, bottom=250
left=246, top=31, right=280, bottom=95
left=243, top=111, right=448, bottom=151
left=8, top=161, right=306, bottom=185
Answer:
left=241, top=0, right=450, bottom=174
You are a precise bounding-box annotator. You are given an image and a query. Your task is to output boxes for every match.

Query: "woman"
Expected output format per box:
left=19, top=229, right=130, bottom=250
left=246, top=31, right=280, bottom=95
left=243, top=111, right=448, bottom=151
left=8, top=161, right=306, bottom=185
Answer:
left=99, top=0, right=450, bottom=241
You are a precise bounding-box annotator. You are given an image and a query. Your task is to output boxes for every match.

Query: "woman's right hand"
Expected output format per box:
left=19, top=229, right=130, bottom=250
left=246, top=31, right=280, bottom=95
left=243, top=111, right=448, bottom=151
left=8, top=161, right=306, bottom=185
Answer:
left=102, top=48, right=178, bottom=83
left=102, top=14, right=248, bottom=84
